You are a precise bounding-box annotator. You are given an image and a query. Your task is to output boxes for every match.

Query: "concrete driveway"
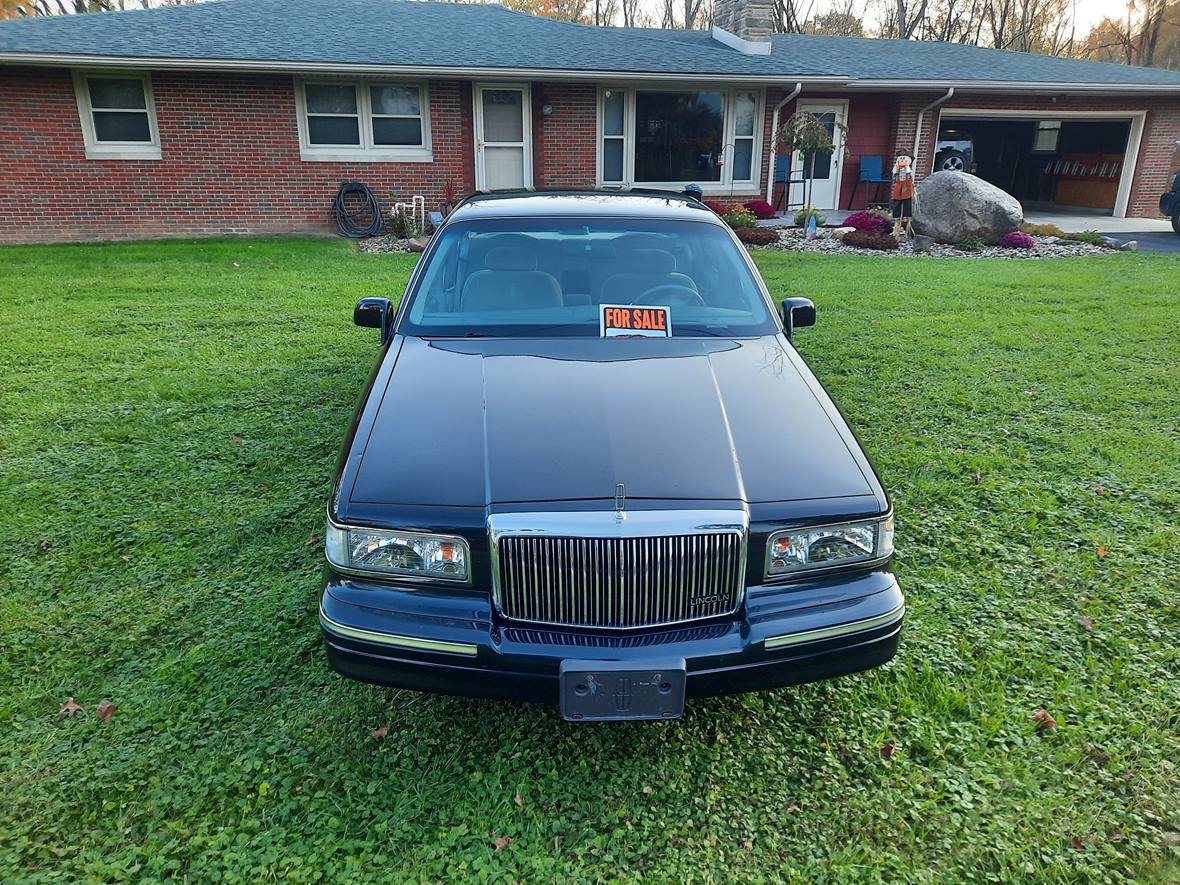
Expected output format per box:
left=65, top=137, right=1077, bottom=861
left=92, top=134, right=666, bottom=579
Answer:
left=1097, top=229, right=1180, bottom=253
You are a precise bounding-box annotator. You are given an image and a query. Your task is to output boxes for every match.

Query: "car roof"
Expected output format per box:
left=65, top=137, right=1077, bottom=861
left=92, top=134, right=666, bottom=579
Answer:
left=446, top=191, right=722, bottom=223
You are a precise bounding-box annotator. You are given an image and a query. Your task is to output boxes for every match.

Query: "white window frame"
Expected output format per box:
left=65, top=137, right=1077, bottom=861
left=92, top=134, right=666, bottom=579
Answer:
left=295, top=77, right=432, bottom=163
left=595, top=86, right=765, bottom=193
left=72, top=70, right=161, bottom=161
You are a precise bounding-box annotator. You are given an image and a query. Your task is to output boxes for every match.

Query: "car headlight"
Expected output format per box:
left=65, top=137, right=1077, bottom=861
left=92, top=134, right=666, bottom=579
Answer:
left=326, top=522, right=469, bottom=582
left=765, top=515, right=893, bottom=578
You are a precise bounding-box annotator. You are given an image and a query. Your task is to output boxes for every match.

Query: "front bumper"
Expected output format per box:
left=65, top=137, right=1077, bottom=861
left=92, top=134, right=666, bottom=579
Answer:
left=319, top=567, right=903, bottom=704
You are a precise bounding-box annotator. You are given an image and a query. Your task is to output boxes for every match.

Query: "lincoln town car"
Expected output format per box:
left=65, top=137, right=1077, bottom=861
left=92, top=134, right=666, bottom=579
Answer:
left=319, top=191, right=903, bottom=720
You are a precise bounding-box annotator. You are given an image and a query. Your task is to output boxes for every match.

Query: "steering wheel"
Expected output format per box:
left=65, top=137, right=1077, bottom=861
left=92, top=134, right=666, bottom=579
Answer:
left=630, top=284, right=705, bottom=308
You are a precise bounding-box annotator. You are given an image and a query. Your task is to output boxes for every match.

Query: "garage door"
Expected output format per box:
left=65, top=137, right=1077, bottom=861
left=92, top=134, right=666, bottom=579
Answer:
left=935, top=110, right=1144, bottom=218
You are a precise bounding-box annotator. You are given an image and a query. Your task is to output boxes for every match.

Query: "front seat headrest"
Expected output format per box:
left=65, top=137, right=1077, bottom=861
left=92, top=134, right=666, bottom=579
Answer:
left=484, top=246, right=538, bottom=271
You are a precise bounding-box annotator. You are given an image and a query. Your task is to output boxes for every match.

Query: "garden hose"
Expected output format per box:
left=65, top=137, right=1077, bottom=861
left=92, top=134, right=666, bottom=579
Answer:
left=333, top=181, right=383, bottom=239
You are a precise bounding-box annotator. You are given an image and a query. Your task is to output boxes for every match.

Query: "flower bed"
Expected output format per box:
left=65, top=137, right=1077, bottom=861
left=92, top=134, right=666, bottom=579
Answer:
left=741, top=227, right=1120, bottom=259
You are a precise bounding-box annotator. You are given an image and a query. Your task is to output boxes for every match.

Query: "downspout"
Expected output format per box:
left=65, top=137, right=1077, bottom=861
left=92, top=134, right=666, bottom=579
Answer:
left=765, top=82, right=803, bottom=205
left=913, top=87, right=954, bottom=166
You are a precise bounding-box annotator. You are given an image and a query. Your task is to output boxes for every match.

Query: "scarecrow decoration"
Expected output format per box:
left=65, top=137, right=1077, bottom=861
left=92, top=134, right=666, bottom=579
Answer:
left=891, top=151, right=915, bottom=237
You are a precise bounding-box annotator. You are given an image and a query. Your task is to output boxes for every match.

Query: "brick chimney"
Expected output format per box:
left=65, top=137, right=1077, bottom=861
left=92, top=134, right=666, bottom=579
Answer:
left=712, top=0, right=773, bottom=54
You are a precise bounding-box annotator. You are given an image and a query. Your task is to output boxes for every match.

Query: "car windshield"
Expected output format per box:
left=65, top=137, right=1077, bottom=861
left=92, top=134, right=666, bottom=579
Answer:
left=397, top=216, right=778, bottom=338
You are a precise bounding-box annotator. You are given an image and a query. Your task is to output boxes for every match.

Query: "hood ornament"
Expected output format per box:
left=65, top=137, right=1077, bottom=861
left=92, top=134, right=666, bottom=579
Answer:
left=615, top=483, right=626, bottom=522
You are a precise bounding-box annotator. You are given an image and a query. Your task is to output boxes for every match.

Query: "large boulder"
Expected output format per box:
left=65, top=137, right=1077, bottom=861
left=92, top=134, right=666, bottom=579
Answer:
left=913, top=171, right=1023, bottom=244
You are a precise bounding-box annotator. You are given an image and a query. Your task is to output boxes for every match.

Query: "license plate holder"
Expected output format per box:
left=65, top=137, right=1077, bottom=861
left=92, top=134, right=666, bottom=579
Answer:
left=559, top=658, right=686, bottom=721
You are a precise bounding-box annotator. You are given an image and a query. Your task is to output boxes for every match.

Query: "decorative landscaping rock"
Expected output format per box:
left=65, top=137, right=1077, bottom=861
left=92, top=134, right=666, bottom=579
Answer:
left=1120, top=240, right=1139, bottom=252
left=910, top=234, right=935, bottom=253
left=1102, top=236, right=1122, bottom=249
left=831, top=226, right=856, bottom=240
left=912, top=171, right=1023, bottom=244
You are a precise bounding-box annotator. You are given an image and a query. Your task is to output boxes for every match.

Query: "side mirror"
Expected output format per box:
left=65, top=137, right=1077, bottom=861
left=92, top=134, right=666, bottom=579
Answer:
left=354, top=297, right=392, bottom=343
left=781, top=297, right=816, bottom=341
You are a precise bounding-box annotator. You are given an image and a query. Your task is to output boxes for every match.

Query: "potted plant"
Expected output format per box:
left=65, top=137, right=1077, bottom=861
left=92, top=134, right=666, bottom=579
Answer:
left=776, top=110, right=847, bottom=227
left=440, top=179, right=459, bottom=217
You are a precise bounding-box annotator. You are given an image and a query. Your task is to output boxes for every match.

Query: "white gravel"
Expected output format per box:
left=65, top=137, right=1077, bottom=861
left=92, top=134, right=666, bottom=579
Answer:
left=357, top=235, right=413, bottom=254
left=753, top=228, right=1118, bottom=259
left=359, top=229, right=1121, bottom=259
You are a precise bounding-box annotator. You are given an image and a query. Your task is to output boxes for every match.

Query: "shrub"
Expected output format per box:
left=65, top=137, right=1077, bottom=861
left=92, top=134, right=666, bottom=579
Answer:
left=1062, top=229, right=1105, bottom=245
left=999, top=231, right=1035, bottom=249
left=955, top=237, right=984, bottom=252
left=793, top=205, right=826, bottom=228
left=844, top=210, right=894, bottom=234
left=1021, top=222, right=1064, bottom=237
left=843, top=229, right=899, bottom=251
left=734, top=226, right=780, bottom=246
left=745, top=199, right=777, bottom=219
left=721, top=204, right=757, bottom=229
left=702, top=199, right=726, bottom=214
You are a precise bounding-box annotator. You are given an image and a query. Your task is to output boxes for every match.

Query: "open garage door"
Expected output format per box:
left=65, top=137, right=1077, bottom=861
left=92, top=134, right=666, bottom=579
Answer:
left=935, top=110, right=1144, bottom=218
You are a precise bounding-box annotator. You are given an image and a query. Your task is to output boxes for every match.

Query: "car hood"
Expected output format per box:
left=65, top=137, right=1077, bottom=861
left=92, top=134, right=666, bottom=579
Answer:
left=350, top=335, right=874, bottom=507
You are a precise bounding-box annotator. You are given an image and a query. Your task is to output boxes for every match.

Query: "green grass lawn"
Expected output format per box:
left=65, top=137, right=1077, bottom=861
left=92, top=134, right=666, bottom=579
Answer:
left=1, top=238, right=1178, bottom=882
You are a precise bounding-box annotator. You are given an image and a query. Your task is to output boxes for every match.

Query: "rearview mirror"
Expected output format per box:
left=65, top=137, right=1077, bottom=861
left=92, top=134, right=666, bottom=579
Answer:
left=354, top=297, right=392, bottom=343
left=780, top=297, right=816, bottom=341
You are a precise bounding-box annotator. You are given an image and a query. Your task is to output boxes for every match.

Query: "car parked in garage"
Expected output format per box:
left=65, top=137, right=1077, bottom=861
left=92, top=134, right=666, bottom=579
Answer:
left=934, top=133, right=975, bottom=173
left=319, top=191, right=903, bottom=721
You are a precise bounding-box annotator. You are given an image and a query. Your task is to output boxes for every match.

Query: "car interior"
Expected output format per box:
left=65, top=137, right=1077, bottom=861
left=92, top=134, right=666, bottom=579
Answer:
left=402, top=221, right=774, bottom=334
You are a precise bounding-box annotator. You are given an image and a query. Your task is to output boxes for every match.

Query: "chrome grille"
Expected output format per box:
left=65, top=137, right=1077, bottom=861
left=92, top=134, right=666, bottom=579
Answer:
left=495, top=530, right=745, bottom=630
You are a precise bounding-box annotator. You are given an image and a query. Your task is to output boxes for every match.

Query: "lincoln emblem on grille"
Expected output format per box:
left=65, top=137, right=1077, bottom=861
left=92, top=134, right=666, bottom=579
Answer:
left=615, top=483, right=626, bottom=522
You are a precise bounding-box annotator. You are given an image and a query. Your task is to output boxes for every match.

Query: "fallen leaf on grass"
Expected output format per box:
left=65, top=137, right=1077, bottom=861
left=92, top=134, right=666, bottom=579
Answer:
left=1095, top=484, right=1105, bottom=496
left=232, top=262, right=241, bottom=268
left=58, top=698, right=83, bottom=718
left=121, top=555, right=131, bottom=562
left=972, top=468, right=981, bottom=485
left=96, top=701, right=117, bottom=723
left=370, top=723, right=388, bottom=740
left=1071, top=835, right=1084, bottom=850
left=879, top=742, right=898, bottom=760
left=1086, top=744, right=1111, bottom=766
left=1097, top=545, right=1108, bottom=558
left=1031, top=708, right=1057, bottom=732
left=305, top=535, right=321, bottom=546
left=1078, top=615, right=1094, bottom=632
left=492, top=832, right=514, bottom=851
left=38, top=538, right=51, bottom=550
left=514, top=789, right=524, bottom=807
left=232, top=435, right=244, bottom=445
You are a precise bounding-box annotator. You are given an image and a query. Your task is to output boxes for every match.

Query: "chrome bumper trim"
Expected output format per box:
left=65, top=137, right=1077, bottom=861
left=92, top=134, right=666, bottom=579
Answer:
left=319, top=607, right=478, bottom=657
left=763, top=601, right=905, bottom=650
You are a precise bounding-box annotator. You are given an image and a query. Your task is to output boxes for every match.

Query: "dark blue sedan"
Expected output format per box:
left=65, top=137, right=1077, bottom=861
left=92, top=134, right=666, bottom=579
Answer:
left=320, top=191, right=903, bottom=720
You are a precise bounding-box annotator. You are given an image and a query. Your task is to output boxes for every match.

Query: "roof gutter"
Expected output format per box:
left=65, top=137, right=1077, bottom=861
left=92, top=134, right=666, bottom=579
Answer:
left=913, top=87, right=953, bottom=159
left=0, top=51, right=847, bottom=85
left=848, top=79, right=1180, bottom=94
left=765, top=82, right=802, bottom=205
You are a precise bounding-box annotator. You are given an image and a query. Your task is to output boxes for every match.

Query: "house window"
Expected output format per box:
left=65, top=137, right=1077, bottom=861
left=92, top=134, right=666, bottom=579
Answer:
left=601, top=89, right=626, bottom=183
left=1033, top=120, right=1062, bottom=153
left=72, top=71, right=160, bottom=160
left=597, top=87, right=764, bottom=191
left=297, top=79, right=431, bottom=162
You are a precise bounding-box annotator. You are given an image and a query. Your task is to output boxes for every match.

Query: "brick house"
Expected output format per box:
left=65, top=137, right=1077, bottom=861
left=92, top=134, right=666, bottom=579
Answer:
left=2, top=0, right=1179, bottom=243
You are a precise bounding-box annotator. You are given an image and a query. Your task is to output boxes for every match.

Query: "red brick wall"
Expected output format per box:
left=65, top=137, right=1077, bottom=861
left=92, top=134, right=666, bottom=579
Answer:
left=531, top=81, right=597, bottom=189
left=0, top=67, right=476, bottom=243
left=892, top=91, right=1180, bottom=218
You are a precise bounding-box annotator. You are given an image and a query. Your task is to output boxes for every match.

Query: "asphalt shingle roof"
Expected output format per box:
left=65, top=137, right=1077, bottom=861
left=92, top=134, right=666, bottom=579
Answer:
left=2, top=0, right=1180, bottom=89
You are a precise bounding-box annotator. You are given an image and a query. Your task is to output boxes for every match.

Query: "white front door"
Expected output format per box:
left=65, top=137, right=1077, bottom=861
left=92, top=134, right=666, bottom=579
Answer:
left=788, top=100, right=848, bottom=211
left=475, top=84, right=531, bottom=191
